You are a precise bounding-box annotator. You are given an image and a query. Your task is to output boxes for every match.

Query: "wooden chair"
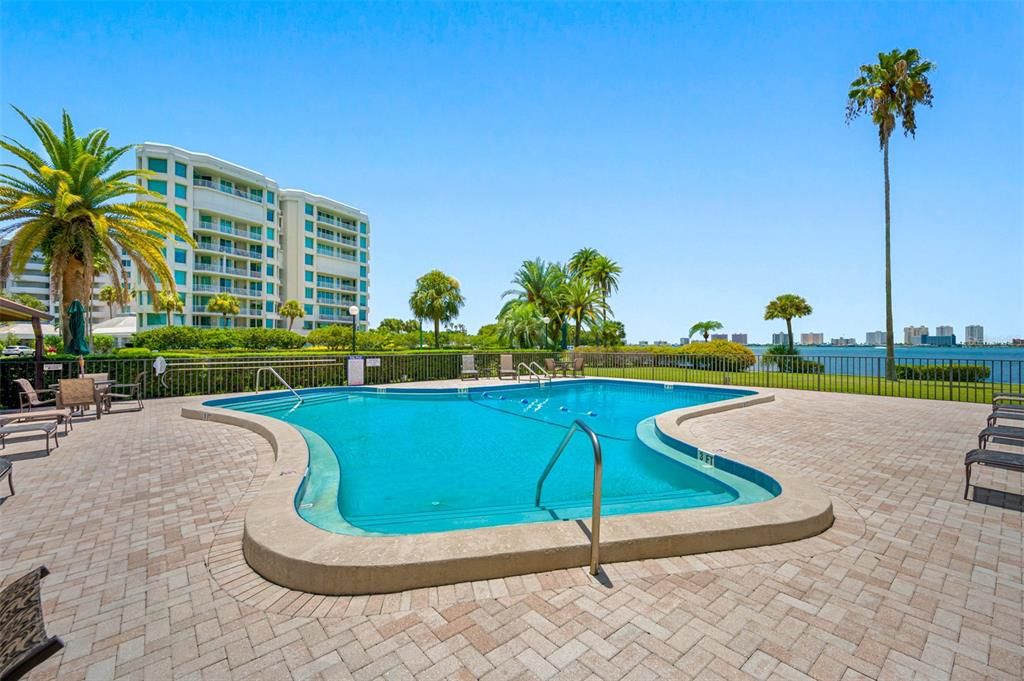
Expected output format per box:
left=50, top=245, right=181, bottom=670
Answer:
left=12, top=379, right=56, bottom=412
left=0, top=566, right=64, bottom=680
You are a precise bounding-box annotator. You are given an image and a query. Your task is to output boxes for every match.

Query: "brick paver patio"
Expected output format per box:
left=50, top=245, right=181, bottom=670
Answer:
left=1, top=387, right=1021, bottom=680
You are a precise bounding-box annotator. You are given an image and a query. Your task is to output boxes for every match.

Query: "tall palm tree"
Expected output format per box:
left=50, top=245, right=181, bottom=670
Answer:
left=153, top=290, right=184, bottom=327
left=764, top=294, right=813, bottom=353
left=585, top=254, right=622, bottom=320
left=408, top=270, right=465, bottom=348
left=279, top=299, right=304, bottom=331
left=567, top=247, right=600, bottom=278
left=847, top=49, right=934, bottom=380
left=98, top=284, right=118, bottom=318
left=501, top=258, right=565, bottom=342
left=0, top=108, right=194, bottom=344
left=497, top=301, right=544, bottom=349
left=688, top=320, right=723, bottom=343
left=207, top=293, right=240, bottom=327
left=561, top=277, right=607, bottom=346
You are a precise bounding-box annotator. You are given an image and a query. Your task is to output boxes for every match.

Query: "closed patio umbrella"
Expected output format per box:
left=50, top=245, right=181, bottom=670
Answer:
left=66, top=300, right=90, bottom=374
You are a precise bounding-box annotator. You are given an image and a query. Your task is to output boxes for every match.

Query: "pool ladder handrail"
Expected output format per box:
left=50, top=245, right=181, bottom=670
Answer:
left=535, top=419, right=603, bottom=575
left=255, top=366, right=304, bottom=404
left=517, top=361, right=551, bottom=383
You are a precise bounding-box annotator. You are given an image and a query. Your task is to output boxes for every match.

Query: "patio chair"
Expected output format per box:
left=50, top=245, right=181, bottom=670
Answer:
left=0, top=422, right=59, bottom=455
left=12, top=379, right=56, bottom=413
left=978, top=424, right=1024, bottom=450
left=571, top=357, right=585, bottom=377
left=56, top=378, right=101, bottom=420
left=0, top=409, right=73, bottom=435
left=107, top=372, right=145, bottom=411
left=460, top=355, right=479, bottom=381
left=0, top=566, right=64, bottom=681
left=1, top=457, right=12, bottom=496
left=964, top=448, right=1024, bottom=500
left=988, top=408, right=1024, bottom=427
left=543, top=358, right=566, bottom=377
left=498, top=354, right=516, bottom=381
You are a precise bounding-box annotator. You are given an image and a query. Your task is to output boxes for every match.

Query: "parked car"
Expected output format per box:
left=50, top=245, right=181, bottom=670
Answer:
left=2, top=345, right=34, bottom=357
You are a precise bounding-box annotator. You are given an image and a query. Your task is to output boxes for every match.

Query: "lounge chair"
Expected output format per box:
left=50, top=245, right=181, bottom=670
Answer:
left=12, top=379, right=56, bottom=412
left=978, top=424, right=1024, bottom=450
left=964, top=448, right=1024, bottom=500
left=57, top=378, right=101, bottom=420
left=0, top=409, right=72, bottom=435
left=107, top=372, right=145, bottom=410
left=0, top=566, right=64, bottom=681
left=498, top=354, right=516, bottom=381
left=460, top=355, right=479, bottom=381
left=993, top=392, right=1024, bottom=405
left=0, top=422, right=59, bottom=455
left=571, top=357, right=585, bottom=377
left=1, top=457, right=12, bottom=496
left=988, top=408, right=1024, bottom=427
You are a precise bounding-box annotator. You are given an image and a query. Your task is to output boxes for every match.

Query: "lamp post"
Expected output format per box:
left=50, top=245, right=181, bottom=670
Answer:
left=348, top=305, right=359, bottom=353
left=541, top=316, right=550, bottom=350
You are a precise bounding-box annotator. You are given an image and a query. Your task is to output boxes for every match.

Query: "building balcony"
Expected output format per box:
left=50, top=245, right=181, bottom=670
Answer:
left=316, top=213, right=358, bottom=232
left=193, top=284, right=262, bottom=297
left=315, top=280, right=357, bottom=292
left=193, top=263, right=260, bottom=278
left=196, top=222, right=264, bottom=242
left=193, top=178, right=264, bottom=204
left=317, top=313, right=357, bottom=323
left=195, top=243, right=262, bottom=260
left=315, top=230, right=357, bottom=247
left=316, top=246, right=357, bottom=262
left=192, top=305, right=263, bottom=317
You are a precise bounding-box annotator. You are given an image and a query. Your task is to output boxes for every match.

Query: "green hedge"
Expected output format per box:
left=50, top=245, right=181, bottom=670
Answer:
left=895, top=364, right=991, bottom=382
left=575, top=341, right=757, bottom=371
left=132, top=326, right=307, bottom=351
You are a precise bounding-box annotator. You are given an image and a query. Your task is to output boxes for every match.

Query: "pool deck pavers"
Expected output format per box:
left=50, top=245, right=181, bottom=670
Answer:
left=1, top=382, right=1021, bottom=680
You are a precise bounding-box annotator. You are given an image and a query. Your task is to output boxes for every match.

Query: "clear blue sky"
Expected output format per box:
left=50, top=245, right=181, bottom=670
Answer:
left=2, top=1, right=1022, bottom=342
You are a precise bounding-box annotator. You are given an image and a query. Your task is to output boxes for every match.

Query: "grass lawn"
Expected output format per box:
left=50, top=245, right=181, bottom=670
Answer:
left=586, top=366, right=1011, bottom=404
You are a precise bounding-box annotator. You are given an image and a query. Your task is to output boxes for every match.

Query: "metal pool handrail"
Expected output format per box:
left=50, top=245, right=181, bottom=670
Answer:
left=517, top=361, right=551, bottom=383
left=535, top=419, right=603, bottom=575
left=255, top=366, right=304, bottom=404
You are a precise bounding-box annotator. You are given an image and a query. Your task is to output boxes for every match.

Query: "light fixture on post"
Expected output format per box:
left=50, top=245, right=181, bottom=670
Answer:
left=541, top=316, right=551, bottom=350
left=348, top=304, right=360, bottom=353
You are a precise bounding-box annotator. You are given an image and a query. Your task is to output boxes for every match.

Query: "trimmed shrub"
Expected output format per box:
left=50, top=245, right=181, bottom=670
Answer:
left=895, top=364, right=991, bottom=382
left=678, top=340, right=757, bottom=371
left=307, top=325, right=351, bottom=350
left=92, top=335, right=115, bottom=354
left=233, top=328, right=306, bottom=350
left=761, top=345, right=824, bottom=374
left=116, top=347, right=154, bottom=358
left=132, top=326, right=204, bottom=351
left=132, top=326, right=306, bottom=351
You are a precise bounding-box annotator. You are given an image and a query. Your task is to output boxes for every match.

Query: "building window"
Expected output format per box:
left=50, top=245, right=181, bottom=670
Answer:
left=304, top=254, right=313, bottom=266
left=175, top=161, right=187, bottom=178
left=360, top=222, right=367, bottom=234
left=266, top=227, right=275, bottom=240
left=360, top=295, right=367, bottom=306
left=305, top=220, right=313, bottom=233
left=147, top=180, right=167, bottom=195
left=220, top=179, right=232, bottom=193
left=303, top=304, right=313, bottom=315
left=304, top=203, right=314, bottom=216
left=265, top=301, right=274, bottom=313
left=359, top=280, right=366, bottom=292
left=360, top=266, right=367, bottom=278
left=266, top=264, right=274, bottom=276
left=147, top=158, right=167, bottom=173
left=304, top=271, right=313, bottom=282
left=266, top=282, right=274, bottom=294
left=174, top=249, right=187, bottom=264
left=359, top=251, right=367, bottom=263
left=174, top=270, right=187, bottom=286
left=305, top=287, right=313, bottom=299
left=175, top=183, right=187, bottom=199
left=360, top=237, right=367, bottom=249
left=304, top=237, right=314, bottom=249
left=267, top=190, right=275, bottom=205
left=174, top=205, right=187, bottom=221
left=146, top=313, right=163, bottom=325
left=266, top=209, right=274, bottom=222
left=266, top=245, right=275, bottom=258
left=359, top=309, right=366, bottom=321
left=251, top=189, right=263, bottom=202
left=303, top=321, right=312, bottom=330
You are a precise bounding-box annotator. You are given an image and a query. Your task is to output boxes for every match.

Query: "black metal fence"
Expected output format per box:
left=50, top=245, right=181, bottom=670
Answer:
left=2, top=350, right=1019, bottom=409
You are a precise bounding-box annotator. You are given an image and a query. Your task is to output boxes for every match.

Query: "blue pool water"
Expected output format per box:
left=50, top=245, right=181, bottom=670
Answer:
left=210, top=380, right=779, bottom=535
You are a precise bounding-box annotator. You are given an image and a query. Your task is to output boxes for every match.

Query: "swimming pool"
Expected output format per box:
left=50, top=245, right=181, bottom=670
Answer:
left=210, top=379, right=780, bottom=536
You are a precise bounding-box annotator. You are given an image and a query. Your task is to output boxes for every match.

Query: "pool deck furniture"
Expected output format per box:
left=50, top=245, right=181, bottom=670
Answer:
left=964, top=448, right=1024, bottom=499
left=993, top=392, right=1024, bottom=404
left=0, top=456, right=11, bottom=496
left=987, top=407, right=1024, bottom=426
left=0, top=409, right=72, bottom=435
left=107, top=372, right=145, bottom=411
left=498, top=354, right=516, bottom=380
left=544, top=358, right=568, bottom=377
left=12, top=379, right=56, bottom=412
left=460, top=355, right=479, bottom=381
left=56, top=378, right=101, bottom=420
left=0, top=422, right=59, bottom=455
left=0, top=566, right=64, bottom=681
left=978, top=424, right=1024, bottom=449
left=571, top=357, right=585, bottom=377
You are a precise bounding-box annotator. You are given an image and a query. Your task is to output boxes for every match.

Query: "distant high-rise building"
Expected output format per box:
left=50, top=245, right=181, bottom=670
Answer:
left=709, top=333, right=728, bottom=341
left=903, top=325, right=928, bottom=345
left=935, top=325, right=954, bottom=337
left=800, top=332, right=824, bottom=345
left=865, top=331, right=887, bottom=346
left=771, top=332, right=790, bottom=346
left=965, top=325, right=984, bottom=345
left=921, top=334, right=956, bottom=347
left=830, top=337, right=856, bottom=346
left=653, top=340, right=669, bottom=346
left=678, top=337, right=690, bottom=346
left=730, top=333, right=748, bottom=345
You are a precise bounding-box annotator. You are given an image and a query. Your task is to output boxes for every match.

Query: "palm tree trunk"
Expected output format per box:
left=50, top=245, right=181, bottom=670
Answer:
left=883, top=137, right=896, bottom=381
left=703, top=331, right=709, bottom=342
left=433, top=318, right=440, bottom=348
left=60, top=258, right=90, bottom=346
left=786, top=318, right=794, bottom=353
left=574, top=319, right=582, bottom=346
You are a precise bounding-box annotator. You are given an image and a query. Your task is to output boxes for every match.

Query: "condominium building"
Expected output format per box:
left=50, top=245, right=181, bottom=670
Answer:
left=0, top=245, right=117, bottom=323
left=935, top=325, right=954, bottom=337
left=677, top=337, right=690, bottom=346
left=830, top=337, right=856, bottom=346
left=134, top=143, right=369, bottom=332
left=709, top=333, right=728, bottom=341
left=730, top=333, right=748, bottom=345
left=903, top=325, right=928, bottom=345
left=865, top=330, right=887, bottom=346
left=771, top=332, right=790, bottom=346
left=965, top=325, right=984, bottom=345
left=799, top=332, right=824, bottom=345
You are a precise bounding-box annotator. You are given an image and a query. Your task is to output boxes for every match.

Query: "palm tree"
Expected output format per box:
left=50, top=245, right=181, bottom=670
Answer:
left=764, top=294, right=813, bottom=353
left=561, top=277, right=607, bottom=346
left=567, top=247, right=600, bottom=278
left=586, top=254, right=622, bottom=320
left=0, top=108, right=194, bottom=344
left=497, top=301, right=544, bottom=349
left=688, top=320, right=723, bottom=343
left=408, top=270, right=465, bottom=348
left=98, top=285, right=118, bottom=318
left=502, top=258, right=566, bottom=342
left=153, top=289, right=184, bottom=327
left=847, top=49, right=934, bottom=380
left=207, top=293, right=240, bottom=327
left=279, top=299, right=304, bottom=331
